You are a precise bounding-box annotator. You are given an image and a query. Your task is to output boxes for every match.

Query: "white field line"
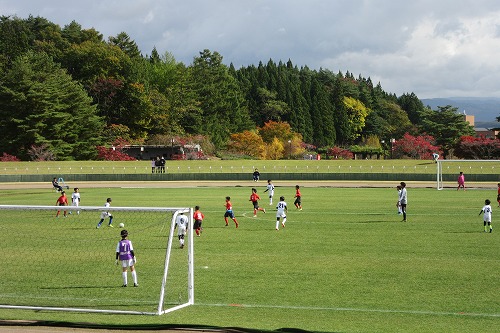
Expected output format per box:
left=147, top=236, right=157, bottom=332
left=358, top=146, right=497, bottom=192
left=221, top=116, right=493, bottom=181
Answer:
left=196, top=302, right=500, bottom=318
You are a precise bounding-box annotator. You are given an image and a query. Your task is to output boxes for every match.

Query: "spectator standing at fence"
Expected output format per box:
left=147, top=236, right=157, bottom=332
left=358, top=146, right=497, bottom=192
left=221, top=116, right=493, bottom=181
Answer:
left=398, top=182, right=407, bottom=222
left=155, top=156, right=161, bottom=173
left=264, top=179, right=275, bottom=205
left=457, top=172, right=465, bottom=191
left=151, top=158, right=156, bottom=173
left=115, top=229, right=138, bottom=287
left=160, top=156, right=166, bottom=173
left=478, top=199, right=493, bottom=233
left=55, top=191, right=69, bottom=218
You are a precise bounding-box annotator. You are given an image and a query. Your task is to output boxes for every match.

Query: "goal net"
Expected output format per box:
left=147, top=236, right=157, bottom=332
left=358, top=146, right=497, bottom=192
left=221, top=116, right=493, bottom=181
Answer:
left=0, top=204, right=194, bottom=315
left=436, top=159, right=500, bottom=190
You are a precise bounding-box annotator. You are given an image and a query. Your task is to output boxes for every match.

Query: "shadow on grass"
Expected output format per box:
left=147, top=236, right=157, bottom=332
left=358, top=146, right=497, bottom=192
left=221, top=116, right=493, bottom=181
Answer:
left=0, top=320, right=339, bottom=333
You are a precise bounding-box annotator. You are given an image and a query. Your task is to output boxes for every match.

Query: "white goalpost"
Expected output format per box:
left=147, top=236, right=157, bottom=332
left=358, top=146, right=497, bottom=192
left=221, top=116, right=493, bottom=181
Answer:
left=436, top=159, right=500, bottom=190
left=0, top=205, right=194, bottom=316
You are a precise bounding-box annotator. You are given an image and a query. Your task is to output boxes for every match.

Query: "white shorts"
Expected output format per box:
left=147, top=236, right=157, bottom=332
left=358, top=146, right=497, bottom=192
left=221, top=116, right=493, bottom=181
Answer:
left=121, top=259, right=134, bottom=268
left=276, top=212, right=286, bottom=218
left=177, top=227, right=187, bottom=236
left=100, top=212, right=112, bottom=219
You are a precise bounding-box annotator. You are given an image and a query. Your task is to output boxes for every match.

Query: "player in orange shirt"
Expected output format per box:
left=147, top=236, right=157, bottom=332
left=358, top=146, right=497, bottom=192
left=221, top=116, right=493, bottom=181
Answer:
left=250, top=188, right=266, bottom=217
left=193, top=206, right=205, bottom=236
left=294, top=185, right=302, bottom=210
left=224, top=196, right=239, bottom=228
left=55, top=191, right=69, bottom=218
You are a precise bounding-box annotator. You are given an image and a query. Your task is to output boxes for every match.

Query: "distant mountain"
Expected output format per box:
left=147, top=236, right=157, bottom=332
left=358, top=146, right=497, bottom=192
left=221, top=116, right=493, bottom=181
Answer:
left=420, top=97, right=500, bottom=123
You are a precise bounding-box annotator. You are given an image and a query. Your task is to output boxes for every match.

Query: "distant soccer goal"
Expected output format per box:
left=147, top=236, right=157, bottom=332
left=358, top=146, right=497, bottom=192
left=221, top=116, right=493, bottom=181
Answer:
left=0, top=205, right=193, bottom=315
left=436, top=159, right=500, bottom=190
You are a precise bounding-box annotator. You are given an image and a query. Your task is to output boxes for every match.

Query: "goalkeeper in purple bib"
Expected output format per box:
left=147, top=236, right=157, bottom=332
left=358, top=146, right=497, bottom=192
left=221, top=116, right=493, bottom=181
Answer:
left=115, top=229, right=138, bottom=287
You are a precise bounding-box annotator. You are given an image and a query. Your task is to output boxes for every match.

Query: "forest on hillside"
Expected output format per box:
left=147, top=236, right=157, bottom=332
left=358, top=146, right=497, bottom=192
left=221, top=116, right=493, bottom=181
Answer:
left=1, top=15, right=495, bottom=161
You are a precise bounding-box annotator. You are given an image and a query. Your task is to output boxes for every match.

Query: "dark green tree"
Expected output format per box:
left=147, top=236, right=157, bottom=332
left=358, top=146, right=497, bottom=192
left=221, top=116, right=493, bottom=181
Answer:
left=108, top=32, right=141, bottom=59
left=419, top=105, right=476, bottom=158
left=188, top=49, right=253, bottom=148
left=398, top=92, right=425, bottom=125
left=0, top=51, right=104, bottom=159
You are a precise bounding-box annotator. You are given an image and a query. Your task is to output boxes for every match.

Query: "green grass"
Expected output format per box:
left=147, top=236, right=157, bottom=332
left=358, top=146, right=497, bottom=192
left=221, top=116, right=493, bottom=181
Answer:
left=1, top=159, right=500, bottom=175
left=0, top=186, right=498, bottom=333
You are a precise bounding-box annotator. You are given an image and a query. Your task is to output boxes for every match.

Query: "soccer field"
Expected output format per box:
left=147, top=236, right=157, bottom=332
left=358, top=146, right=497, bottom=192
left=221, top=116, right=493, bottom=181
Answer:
left=0, top=185, right=498, bottom=333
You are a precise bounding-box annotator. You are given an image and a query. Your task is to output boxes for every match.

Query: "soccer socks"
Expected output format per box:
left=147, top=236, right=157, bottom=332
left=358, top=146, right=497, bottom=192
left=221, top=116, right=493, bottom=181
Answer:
left=96, top=219, right=104, bottom=228
left=122, top=272, right=128, bottom=286
left=131, top=271, right=138, bottom=285
left=108, top=217, right=113, bottom=226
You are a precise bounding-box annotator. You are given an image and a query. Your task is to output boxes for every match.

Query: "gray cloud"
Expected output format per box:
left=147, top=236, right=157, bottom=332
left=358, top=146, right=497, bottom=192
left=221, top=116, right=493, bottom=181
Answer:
left=2, top=0, right=500, bottom=98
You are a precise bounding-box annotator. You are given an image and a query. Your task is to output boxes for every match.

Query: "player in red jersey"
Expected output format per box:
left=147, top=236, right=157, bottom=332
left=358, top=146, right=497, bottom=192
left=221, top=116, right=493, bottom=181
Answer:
left=55, top=191, right=69, bottom=218
left=497, top=183, right=500, bottom=207
left=224, top=196, right=239, bottom=228
left=294, top=185, right=302, bottom=210
left=193, top=206, right=205, bottom=236
left=249, top=188, right=266, bottom=217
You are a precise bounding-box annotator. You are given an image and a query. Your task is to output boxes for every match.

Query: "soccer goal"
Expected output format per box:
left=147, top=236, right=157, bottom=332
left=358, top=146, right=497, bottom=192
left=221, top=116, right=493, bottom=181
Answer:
left=0, top=204, right=194, bottom=315
left=436, top=159, right=500, bottom=190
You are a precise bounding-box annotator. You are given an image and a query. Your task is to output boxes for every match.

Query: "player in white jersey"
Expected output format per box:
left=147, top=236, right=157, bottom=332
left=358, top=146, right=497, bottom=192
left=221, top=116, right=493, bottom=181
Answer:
left=479, top=199, right=493, bottom=233
left=175, top=212, right=189, bottom=248
left=398, top=182, right=407, bottom=222
left=264, top=179, right=275, bottom=205
left=71, top=188, right=81, bottom=215
left=96, top=198, right=113, bottom=228
left=275, top=196, right=288, bottom=230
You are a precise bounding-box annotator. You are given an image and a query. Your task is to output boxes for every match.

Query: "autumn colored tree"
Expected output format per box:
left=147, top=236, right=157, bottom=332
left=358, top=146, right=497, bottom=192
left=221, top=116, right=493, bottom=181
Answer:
left=227, top=131, right=265, bottom=158
left=392, top=133, right=442, bottom=159
left=263, top=137, right=285, bottom=160
left=454, top=136, right=500, bottom=159
left=0, top=152, right=20, bottom=162
left=327, top=146, right=354, bottom=160
left=258, top=121, right=294, bottom=144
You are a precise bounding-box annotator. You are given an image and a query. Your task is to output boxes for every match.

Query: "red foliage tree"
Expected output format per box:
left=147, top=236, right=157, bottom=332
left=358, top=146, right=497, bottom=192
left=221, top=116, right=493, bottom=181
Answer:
left=0, top=152, right=20, bottom=162
left=96, top=138, right=136, bottom=161
left=327, top=146, right=354, bottom=160
left=392, top=133, right=442, bottom=159
left=454, top=136, right=500, bottom=159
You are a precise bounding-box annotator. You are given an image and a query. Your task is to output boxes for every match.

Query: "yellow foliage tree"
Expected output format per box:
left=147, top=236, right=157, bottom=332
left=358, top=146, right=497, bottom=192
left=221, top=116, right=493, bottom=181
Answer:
left=343, top=96, right=370, bottom=141
left=264, top=137, right=285, bottom=160
left=227, top=130, right=265, bottom=158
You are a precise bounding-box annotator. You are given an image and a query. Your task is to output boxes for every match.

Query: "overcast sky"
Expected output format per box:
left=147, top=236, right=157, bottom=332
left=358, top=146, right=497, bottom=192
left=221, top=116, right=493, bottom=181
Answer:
left=2, top=0, right=500, bottom=99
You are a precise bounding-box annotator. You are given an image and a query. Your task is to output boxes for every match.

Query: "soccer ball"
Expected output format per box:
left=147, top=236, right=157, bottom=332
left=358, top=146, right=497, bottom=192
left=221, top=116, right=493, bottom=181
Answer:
left=119, top=223, right=125, bottom=228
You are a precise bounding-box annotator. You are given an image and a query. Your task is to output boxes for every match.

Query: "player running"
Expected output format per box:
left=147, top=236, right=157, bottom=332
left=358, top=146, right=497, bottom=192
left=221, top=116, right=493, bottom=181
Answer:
left=275, top=196, right=288, bottom=231
left=250, top=188, right=266, bottom=217
left=224, top=197, right=239, bottom=228
left=264, top=179, right=275, bottom=205
left=96, top=198, right=113, bottom=228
